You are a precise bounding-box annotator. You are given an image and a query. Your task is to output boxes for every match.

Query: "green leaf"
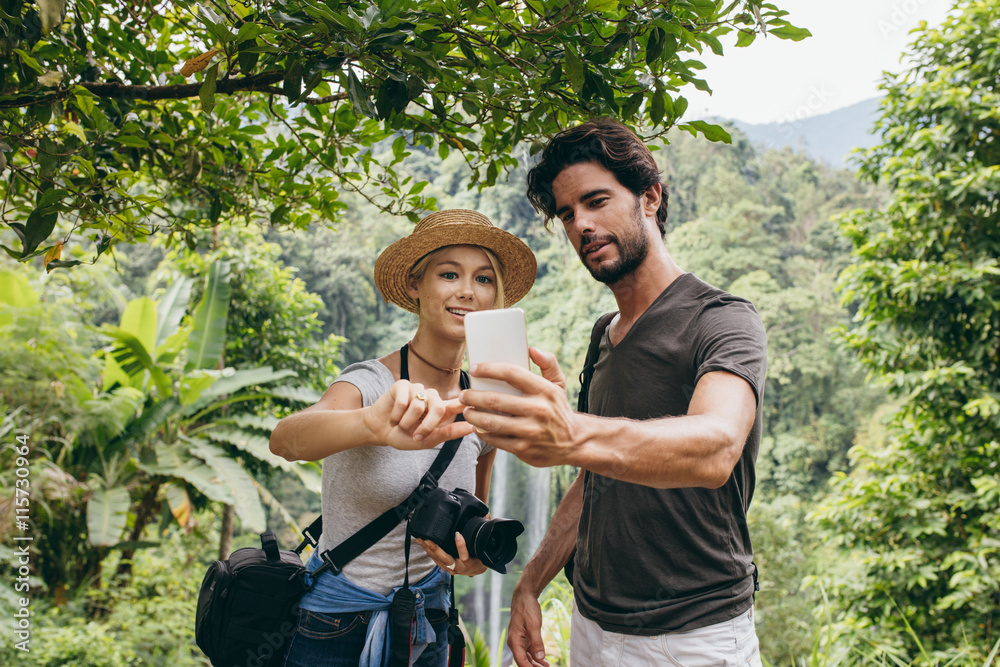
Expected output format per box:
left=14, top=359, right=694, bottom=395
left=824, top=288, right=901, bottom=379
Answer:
left=113, top=398, right=178, bottom=449
left=735, top=30, right=755, bottom=47
left=376, top=77, right=409, bottom=118
left=186, top=260, right=231, bottom=371
left=270, top=203, right=289, bottom=225
left=687, top=0, right=718, bottom=20
left=768, top=26, right=812, bottom=42
left=347, top=69, right=375, bottom=117
left=650, top=89, right=665, bottom=126
left=646, top=27, right=665, bottom=65
left=198, top=367, right=297, bottom=401
left=674, top=95, right=688, bottom=118
left=86, top=486, right=130, bottom=546
left=154, top=276, right=193, bottom=350
left=564, top=46, right=585, bottom=93
left=205, top=427, right=293, bottom=470
left=178, top=371, right=219, bottom=406
left=188, top=439, right=266, bottom=532
left=200, top=63, right=219, bottom=114
left=112, top=135, right=150, bottom=149
left=225, top=414, right=280, bottom=432
left=268, top=385, right=322, bottom=404
left=701, top=33, right=724, bottom=56
left=235, top=22, right=261, bottom=43
left=136, top=444, right=232, bottom=504
left=63, top=120, right=86, bottom=141
left=101, top=326, right=173, bottom=397
left=13, top=49, right=44, bottom=74
left=283, top=60, right=303, bottom=102
left=238, top=40, right=260, bottom=74
left=0, top=270, right=38, bottom=310
left=377, top=0, right=407, bottom=19
left=37, top=0, right=66, bottom=34
left=21, top=206, right=58, bottom=257
left=120, top=297, right=158, bottom=353
left=683, top=120, right=732, bottom=143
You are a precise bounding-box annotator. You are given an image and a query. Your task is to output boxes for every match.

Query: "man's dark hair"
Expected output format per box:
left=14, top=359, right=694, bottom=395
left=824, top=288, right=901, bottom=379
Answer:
left=526, top=118, right=669, bottom=236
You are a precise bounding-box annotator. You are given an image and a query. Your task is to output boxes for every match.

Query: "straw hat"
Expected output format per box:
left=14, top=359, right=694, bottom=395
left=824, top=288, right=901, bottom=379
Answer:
left=374, top=209, right=537, bottom=313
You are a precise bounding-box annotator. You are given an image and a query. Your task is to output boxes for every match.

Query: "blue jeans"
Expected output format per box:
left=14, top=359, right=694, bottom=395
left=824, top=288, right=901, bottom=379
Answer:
left=282, top=606, right=451, bottom=667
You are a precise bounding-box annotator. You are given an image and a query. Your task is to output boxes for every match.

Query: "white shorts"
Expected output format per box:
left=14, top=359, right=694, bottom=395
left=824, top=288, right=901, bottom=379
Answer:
left=569, top=605, right=762, bottom=667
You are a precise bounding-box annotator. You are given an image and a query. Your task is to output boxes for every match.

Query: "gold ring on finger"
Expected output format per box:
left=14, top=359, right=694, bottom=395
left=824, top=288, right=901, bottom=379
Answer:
left=414, top=391, right=427, bottom=402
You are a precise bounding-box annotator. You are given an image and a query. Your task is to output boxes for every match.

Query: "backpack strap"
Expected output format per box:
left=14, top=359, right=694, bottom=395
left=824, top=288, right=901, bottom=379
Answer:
left=576, top=312, right=617, bottom=414
left=563, top=312, right=616, bottom=588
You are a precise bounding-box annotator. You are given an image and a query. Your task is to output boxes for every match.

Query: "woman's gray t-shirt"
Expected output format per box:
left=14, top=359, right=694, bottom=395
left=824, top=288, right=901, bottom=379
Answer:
left=316, top=359, right=491, bottom=596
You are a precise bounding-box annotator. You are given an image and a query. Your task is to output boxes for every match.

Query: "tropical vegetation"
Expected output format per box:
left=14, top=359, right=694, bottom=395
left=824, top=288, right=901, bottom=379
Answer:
left=1, top=1, right=998, bottom=666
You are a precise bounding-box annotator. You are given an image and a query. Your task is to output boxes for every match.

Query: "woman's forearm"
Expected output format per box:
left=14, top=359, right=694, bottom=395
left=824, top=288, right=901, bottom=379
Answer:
left=269, top=406, right=379, bottom=462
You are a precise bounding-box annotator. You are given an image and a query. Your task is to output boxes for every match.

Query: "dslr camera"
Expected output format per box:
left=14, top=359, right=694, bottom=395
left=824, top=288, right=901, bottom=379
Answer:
left=409, top=488, right=524, bottom=574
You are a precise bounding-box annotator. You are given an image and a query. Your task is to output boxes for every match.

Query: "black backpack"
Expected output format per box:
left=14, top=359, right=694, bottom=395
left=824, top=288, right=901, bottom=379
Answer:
left=195, top=531, right=311, bottom=667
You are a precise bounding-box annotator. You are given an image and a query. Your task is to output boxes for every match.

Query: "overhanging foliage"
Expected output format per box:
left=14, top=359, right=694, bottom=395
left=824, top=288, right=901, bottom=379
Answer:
left=0, top=0, right=807, bottom=269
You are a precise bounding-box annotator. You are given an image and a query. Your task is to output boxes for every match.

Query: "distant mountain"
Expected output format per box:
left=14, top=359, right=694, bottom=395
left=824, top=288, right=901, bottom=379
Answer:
left=729, top=98, right=882, bottom=169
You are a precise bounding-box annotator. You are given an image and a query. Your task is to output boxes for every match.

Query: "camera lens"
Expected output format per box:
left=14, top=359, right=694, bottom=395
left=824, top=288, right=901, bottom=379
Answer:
left=461, top=517, right=524, bottom=574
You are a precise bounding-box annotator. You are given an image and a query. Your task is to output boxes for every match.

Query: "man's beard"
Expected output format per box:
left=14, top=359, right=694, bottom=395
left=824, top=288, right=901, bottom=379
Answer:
left=580, top=202, right=649, bottom=285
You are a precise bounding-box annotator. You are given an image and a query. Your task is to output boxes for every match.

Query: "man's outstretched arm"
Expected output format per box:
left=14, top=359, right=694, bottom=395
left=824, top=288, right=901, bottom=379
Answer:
left=462, top=358, right=756, bottom=489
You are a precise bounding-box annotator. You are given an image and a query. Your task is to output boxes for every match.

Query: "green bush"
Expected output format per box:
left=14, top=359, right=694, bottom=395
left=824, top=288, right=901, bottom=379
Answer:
left=0, top=529, right=212, bottom=667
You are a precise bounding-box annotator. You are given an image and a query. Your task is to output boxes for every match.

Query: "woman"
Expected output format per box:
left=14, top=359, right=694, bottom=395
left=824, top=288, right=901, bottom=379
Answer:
left=270, top=209, right=536, bottom=667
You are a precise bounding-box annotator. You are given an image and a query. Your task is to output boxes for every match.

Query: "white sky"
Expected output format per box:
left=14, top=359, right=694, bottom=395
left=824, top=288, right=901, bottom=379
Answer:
left=684, top=0, right=957, bottom=124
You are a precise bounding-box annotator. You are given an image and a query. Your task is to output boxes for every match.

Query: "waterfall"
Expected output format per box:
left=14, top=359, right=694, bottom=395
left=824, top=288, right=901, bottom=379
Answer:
left=488, top=449, right=509, bottom=660
left=526, top=466, right=550, bottom=556
left=473, top=573, right=486, bottom=634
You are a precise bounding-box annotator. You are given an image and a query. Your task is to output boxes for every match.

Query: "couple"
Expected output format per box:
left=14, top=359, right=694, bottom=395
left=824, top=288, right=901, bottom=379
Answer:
left=270, top=119, right=767, bottom=667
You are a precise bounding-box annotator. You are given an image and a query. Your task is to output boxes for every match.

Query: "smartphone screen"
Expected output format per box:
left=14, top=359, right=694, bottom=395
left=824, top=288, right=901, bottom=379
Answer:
left=464, top=308, right=529, bottom=396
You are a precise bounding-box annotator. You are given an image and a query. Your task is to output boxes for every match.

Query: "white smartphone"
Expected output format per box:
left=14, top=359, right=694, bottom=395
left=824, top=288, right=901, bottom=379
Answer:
left=464, top=308, right=530, bottom=396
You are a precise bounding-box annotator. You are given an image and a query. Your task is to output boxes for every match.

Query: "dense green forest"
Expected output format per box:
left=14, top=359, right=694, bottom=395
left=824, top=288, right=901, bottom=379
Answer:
left=2, top=1, right=999, bottom=666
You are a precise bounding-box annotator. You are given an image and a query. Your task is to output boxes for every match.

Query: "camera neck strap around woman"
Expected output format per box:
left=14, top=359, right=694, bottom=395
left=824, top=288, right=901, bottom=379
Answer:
left=306, top=344, right=468, bottom=667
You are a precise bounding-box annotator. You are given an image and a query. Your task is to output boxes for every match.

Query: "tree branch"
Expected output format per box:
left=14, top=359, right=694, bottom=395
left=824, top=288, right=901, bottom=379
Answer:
left=0, top=70, right=290, bottom=109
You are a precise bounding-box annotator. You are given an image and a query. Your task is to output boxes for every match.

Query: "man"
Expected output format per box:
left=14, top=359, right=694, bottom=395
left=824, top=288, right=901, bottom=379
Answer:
left=460, top=119, right=767, bottom=666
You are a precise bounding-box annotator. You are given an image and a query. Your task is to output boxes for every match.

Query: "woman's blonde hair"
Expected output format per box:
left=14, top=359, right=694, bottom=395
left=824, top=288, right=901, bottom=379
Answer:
left=408, top=245, right=506, bottom=311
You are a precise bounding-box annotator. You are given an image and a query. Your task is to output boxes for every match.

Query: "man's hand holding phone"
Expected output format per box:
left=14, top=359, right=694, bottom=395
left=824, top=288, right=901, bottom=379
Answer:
left=462, top=309, right=576, bottom=467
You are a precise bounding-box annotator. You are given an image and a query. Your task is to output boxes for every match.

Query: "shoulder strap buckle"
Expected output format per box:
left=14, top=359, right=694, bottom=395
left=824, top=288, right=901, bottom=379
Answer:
left=314, top=550, right=342, bottom=578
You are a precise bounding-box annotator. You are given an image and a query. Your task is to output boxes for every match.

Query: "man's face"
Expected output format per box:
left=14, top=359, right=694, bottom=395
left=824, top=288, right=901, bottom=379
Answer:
left=551, top=161, right=651, bottom=285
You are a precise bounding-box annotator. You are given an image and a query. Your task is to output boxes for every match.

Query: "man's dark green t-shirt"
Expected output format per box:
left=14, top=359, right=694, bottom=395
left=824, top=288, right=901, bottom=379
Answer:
left=573, top=272, right=768, bottom=635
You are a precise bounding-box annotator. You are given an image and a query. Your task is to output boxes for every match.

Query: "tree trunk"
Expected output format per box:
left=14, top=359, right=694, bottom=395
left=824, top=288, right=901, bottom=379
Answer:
left=114, top=480, right=161, bottom=582
left=219, top=504, right=235, bottom=560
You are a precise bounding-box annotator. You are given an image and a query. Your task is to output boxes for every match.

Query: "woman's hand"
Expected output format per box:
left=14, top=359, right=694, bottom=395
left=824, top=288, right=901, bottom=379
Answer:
left=366, top=380, right=473, bottom=450
left=415, top=533, right=488, bottom=577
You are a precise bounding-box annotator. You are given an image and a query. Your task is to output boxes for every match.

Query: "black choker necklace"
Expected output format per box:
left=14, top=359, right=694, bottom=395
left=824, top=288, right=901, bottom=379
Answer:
left=407, top=341, right=461, bottom=373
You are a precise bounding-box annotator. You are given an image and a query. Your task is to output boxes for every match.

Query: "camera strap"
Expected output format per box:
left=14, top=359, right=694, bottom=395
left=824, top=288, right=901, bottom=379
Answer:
left=311, top=344, right=470, bottom=578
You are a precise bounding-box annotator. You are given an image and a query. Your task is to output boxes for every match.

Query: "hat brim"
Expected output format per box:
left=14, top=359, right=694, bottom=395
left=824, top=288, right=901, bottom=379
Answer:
left=374, top=220, right=537, bottom=313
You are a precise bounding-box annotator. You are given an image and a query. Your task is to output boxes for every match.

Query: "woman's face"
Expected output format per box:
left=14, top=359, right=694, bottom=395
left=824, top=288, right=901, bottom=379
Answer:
left=408, top=245, right=498, bottom=339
